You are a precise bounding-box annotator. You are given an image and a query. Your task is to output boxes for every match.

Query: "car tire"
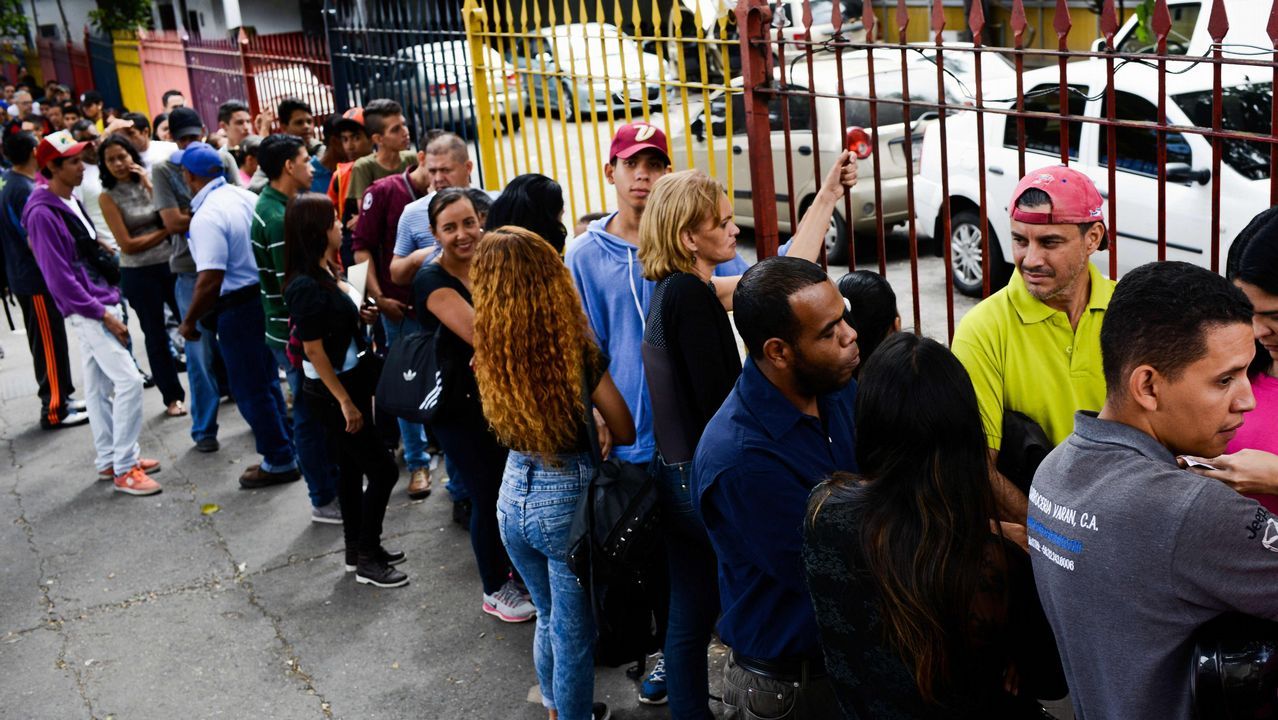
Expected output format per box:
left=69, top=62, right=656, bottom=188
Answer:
left=949, top=208, right=1012, bottom=297
left=500, top=112, right=522, bottom=134
left=823, top=209, right=850, bottom=266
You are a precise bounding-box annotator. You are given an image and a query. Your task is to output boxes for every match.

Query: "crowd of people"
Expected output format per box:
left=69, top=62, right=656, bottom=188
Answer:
left=2, top=71, right=1278, bottom=720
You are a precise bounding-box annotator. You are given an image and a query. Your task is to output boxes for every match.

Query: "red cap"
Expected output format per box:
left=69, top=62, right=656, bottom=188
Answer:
left=35, top=130, right=87, bottom=169
left=1010, top=165, right=1105, bottom=226
left=609, top=122, right=669, bottom=164
left=334, top=107, right=365, bottom=133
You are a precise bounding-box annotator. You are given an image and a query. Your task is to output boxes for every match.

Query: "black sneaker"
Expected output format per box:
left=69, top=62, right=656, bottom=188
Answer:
left=344, top=547, right=406, bottom=572
left=452, top=498, right=472, bottom=527
left=592, top=703, right=611, bottom=720
left=355, top=557, right=409, bottom=588
left=194, top=437, right=220, bottom=453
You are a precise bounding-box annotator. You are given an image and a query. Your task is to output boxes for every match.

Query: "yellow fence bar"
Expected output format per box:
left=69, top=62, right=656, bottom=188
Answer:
left=466, top=0, right=740, bottom=224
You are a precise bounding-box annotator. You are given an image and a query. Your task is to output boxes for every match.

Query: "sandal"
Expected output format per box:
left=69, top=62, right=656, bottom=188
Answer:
left=165, top=401, right=187, bottom=417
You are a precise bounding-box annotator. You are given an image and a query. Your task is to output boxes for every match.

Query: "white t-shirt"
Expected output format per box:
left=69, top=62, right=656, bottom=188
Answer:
left=74, top=165, right=116, bottom=250
left=59, top=195, right=97, bottom=240
left=142, top=141, right=179, bottom=173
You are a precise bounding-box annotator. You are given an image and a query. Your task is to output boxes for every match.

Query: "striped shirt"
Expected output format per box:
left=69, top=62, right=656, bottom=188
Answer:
left=250, top=185, right=291, bottom=350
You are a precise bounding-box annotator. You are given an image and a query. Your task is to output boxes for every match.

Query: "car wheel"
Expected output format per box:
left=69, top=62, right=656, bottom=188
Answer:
left=949, top=208, right=1011, bottom=297
left=557, top=84, right=576, bottom=121
left=823, top=209, right=850, bottom=265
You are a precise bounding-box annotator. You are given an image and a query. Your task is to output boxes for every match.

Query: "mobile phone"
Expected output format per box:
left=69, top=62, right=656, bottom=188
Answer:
left=1180, top=456, right=1219, bottom=471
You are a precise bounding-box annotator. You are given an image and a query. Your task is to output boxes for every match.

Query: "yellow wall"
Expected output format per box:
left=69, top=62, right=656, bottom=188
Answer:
left=111, top=31, right=152, bottom=118
left=874, top=3, right=1138, bottom=50
left=24, top=49, right=42, bottom=85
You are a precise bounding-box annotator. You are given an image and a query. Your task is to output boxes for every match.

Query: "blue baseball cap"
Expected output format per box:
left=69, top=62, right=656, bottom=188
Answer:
left=172, top=141, right=222, bottom=179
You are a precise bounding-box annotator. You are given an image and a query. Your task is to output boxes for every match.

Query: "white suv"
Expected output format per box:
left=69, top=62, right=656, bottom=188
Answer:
left=915, top=0, right=1274, bottom=295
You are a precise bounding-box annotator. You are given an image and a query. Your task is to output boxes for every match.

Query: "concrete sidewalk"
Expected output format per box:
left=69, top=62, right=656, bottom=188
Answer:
left=0, top=314, right=711, bottom=719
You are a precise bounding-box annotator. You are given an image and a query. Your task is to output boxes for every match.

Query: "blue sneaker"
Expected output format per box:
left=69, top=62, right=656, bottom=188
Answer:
left=639, top=654, right=667, bottom=705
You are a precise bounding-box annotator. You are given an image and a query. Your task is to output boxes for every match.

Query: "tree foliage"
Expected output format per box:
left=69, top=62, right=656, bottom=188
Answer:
left=0, top=0, right=28, bottom=39
left=89, top=0, right=154, bottom=34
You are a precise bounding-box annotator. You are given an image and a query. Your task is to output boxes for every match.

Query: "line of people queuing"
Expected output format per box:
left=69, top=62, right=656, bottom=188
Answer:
left=4, top=73, right=1278, bottom=720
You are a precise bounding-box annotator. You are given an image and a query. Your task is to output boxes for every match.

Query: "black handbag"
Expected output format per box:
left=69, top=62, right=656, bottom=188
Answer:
left=566, top=381, right=662, bottom=587
left=373, top=324, right=454, bottom=424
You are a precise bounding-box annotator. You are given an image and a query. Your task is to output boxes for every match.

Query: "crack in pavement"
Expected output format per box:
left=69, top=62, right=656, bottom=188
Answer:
left=154, top=427, right=335, bottom=719
left=5, top=434, right=96, bottom=719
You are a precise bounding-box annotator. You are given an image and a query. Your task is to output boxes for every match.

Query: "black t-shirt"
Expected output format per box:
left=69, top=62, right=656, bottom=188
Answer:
left=802, top=492, right=1066, bottom=719
left=284, top=273, right=362, bottom=371
left=412, top=260, right=481, bottom=406
left=642, top=271, right=742, bottom=463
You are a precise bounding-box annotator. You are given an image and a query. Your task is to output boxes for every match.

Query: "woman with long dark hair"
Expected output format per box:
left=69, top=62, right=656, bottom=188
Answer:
left=474, top=226, right=634, bottom=720
left=282, top=192, right=405, bottom=587
left=803, top=332, right=1065, bottom=719
left=484, top=173, right=567, bottom=253
left=836, top=270, right=900, bottom=378
left=412, top=188, right=535, bottom=623
left=1189, top=209, right=1278, bottom=507
left=98, top=134, right=187, bottom=417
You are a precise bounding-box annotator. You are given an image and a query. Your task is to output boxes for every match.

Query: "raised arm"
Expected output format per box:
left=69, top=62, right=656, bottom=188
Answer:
left=709, top=151, right=858, bottom=310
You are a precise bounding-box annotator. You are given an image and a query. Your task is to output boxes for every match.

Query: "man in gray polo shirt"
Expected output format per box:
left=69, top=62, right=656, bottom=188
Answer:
left=1029, top=261, right=1278, bottom=720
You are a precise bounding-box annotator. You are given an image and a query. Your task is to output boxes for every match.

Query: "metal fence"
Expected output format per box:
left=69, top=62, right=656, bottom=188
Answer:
left=242, top=31, right=338, bottom=124
left=184, top=35, right=250, bottom=134
left=87, top=33, right=124, bottom=109
left=458, top=0, right=742, bottom=227
left=724, top=0, right=1276, bottom=339
left=137, top=30, right=193, bottom=120
left=324, top=0, right=484, bottom=152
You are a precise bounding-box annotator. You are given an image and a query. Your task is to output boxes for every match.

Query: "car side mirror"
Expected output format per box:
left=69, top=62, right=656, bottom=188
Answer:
left=1166, top=162, right=1211, bottom=186
left=1090, top=38, right=1105, bottom=53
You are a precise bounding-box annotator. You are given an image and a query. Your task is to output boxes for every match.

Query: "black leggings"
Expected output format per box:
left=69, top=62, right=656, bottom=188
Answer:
left=432, top=397, right=512, bottom=595
left=308, top=374, right=400, bottom=555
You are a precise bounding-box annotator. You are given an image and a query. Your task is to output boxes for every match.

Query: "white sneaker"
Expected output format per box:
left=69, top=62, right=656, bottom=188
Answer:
left=482, top=580, right=536, bottom=622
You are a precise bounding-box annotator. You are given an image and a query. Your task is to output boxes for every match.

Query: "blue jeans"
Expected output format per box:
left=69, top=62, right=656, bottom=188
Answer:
left=120, top=263, right=185, bottom=406
left=382, top=316, right=431, bottom=471
left=174, top=273, right=219, bottom=442
left=215, top=300, right=296, bottom=472
left=498, top=451, right=597, bottom=720
left=655, top=456, right=720, bottom=720
left=270, top=346, right=338, bottom=507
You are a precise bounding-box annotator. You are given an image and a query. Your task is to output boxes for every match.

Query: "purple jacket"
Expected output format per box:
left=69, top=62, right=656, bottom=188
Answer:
left=22, top=186, right=120, bottom=319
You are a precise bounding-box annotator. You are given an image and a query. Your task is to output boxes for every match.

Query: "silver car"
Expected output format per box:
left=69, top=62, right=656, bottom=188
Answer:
left=368, top=40, right=526, bottom=134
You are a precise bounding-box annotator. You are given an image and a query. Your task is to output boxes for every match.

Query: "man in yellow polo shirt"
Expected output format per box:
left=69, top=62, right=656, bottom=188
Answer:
left=952, top=165, right=1114, bottom=522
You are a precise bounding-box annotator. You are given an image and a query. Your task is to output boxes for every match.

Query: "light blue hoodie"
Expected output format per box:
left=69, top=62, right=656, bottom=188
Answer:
left=566, top=212, right=749, bottom=465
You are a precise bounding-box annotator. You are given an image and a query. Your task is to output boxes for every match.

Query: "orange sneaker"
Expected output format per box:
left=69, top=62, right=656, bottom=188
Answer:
left=98, top=458, right=161, bottom=481
left=114, top=466, right=162, bottom=496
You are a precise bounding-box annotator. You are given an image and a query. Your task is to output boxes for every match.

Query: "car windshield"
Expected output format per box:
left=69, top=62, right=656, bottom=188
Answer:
left=1173, top=82, right=1272, bottom=180
left=843, top=70, right=952, bottom=127
left=1116, top=3, right=1199, bottom=55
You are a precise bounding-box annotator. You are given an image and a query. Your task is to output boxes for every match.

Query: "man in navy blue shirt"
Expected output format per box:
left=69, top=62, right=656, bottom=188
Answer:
left=0, top=127, right=87, bottom=430
left=693, top=256, right=860, bottom=719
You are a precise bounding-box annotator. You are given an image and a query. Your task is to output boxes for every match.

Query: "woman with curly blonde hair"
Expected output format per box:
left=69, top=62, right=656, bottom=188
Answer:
left=473, top=226, right=634, bottom=720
